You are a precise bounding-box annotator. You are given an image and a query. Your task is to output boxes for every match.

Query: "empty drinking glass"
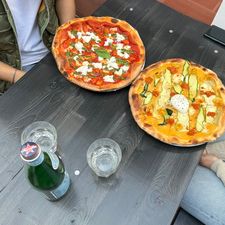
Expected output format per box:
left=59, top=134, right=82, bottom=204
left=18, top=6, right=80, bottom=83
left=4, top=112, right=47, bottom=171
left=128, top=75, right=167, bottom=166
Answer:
left=21, top=121, right=57, bottom=153
left=87, top=138, right=122, bottom=178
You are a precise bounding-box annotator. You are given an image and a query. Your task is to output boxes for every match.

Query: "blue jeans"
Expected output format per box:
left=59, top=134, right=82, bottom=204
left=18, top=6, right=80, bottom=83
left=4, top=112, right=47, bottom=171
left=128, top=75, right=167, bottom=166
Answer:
left=181, top=166, right=225, bottom=225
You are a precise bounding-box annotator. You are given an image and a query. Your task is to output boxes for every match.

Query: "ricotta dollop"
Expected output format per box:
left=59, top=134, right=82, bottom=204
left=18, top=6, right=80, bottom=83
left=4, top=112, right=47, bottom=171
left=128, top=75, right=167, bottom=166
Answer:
left=170, top=94, right=189, bottom=114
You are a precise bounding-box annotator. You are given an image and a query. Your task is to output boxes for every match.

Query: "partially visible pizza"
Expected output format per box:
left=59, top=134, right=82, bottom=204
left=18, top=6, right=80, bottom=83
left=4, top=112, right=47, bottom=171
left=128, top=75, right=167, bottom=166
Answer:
left=52, top=16, right=145, bottom=91
left=129, top=58, right=225, bottom=146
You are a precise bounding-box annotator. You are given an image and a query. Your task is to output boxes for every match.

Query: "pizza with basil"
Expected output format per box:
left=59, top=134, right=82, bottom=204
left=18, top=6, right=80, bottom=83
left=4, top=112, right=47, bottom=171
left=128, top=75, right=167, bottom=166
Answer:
left=52, top=16, right=145, bottom=91
left=129, top=58, right=225, bottom=146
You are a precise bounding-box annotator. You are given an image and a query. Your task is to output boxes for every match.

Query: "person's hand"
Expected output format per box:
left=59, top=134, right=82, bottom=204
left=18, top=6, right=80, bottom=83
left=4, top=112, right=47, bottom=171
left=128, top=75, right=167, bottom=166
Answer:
left=200, top=150, right=218, bottom=168
left=0, top=61, right=26, bottom=83
left=13, top=69, right=26, bottom=83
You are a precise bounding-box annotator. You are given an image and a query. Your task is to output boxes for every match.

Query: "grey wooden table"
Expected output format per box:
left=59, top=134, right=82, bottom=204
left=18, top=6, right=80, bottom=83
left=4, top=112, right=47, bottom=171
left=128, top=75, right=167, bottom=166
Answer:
left=0, top=0, right=225, bottom=225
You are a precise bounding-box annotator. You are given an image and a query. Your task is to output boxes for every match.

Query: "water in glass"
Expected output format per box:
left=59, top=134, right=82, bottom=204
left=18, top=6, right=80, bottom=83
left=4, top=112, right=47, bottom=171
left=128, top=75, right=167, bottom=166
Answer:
left=87, top=138, right=122, bottom=177
left=21, top=121, right=57, bottom=153
left=26, top=128, right=56, bottom=152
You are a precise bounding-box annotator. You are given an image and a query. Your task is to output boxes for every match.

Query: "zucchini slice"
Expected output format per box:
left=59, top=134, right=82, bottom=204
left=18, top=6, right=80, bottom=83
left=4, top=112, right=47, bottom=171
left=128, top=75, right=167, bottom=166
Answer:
left=189, top=74, right=198, bottom=101
left=182, top=61, right=190, bottom=83
left=158, top=69, right=172, bottom=107
left=143, top=92, right=152, bottom=105
left=174, top=84, right=182, bottom=94
left=154, top=78, right=160, bottom=86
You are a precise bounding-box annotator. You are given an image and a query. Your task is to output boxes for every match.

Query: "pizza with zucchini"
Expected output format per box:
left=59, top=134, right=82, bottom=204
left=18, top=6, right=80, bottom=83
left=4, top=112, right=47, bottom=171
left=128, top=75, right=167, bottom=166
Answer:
left=129, top=58, right=225, bottom=146
left=52, top=16, right=145, bottom=91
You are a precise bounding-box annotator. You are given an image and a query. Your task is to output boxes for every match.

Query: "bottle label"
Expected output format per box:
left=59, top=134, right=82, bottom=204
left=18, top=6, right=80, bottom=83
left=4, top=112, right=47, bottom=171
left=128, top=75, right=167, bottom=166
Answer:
left=43, top=172, right=70, bottom=201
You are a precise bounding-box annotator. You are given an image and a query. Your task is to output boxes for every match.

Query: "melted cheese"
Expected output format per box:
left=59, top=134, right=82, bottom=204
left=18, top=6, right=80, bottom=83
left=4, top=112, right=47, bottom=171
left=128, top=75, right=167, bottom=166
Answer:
left=115, top=33, right=125, bottom=42
left=92, top=62, right=103, bottom=69
left=77, top=32, right=83, bottom=39
left=68, top=31, right=76, bottom=39
left=116, top=43, right=124, bottom=50
left=86, top=32, right=100, bottom=43
left=104, top=38, right=113, bottom=46
left=103, top=75, right=115, bottom=82
left=117, top=50, right=129, bottom=59
left=82, top=35, right=92, bottom=43
left=76, top=61, right=92, bottom=75
left=124, top=45, right=131, bottom=50
left=75, top=42, right=84, bottom=53
left=106, top=57, right=119, bottom=70
left=177, top=112, right=189, bottom=131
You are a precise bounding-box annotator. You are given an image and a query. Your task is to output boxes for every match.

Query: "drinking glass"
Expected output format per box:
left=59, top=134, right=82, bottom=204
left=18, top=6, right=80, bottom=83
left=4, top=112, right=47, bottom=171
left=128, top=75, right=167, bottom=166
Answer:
left=21, top=121, right=57, bottom=153
left=87, top=138, right=122, bottom=178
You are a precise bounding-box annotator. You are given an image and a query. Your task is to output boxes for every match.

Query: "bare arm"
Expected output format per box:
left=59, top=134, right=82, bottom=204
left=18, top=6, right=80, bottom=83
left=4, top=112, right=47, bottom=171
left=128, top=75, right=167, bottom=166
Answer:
left=0, top=61, right=25, bottom=83
left=55, top=0, right=76, bottom=25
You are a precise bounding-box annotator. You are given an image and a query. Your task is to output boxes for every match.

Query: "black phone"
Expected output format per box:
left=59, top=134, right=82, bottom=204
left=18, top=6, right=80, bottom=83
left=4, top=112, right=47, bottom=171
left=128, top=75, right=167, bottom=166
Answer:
left=204, top=25, right=225, bottom=47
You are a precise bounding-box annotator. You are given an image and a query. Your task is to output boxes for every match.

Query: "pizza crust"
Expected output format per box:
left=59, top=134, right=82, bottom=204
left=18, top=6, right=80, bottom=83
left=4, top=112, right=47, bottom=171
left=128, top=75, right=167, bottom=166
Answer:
left=52, top=16, right=145, bottom=92
left=129, top=58, right=225, bottom=146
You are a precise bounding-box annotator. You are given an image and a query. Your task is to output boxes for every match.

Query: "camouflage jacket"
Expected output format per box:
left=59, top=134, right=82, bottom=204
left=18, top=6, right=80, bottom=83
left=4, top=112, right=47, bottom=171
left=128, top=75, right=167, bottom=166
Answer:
left=0, top=0, right=59, bottom=92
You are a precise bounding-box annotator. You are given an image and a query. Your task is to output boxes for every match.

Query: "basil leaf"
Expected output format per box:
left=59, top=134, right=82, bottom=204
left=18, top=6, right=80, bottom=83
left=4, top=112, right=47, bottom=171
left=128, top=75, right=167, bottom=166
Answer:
left=120, top=76, right=126, bottom=80
left=140, top=93, right=147, bottom=98
left=66, top=51, right=73, bottom=57
left=158, top=116, right=167, bottom=126
left=94, top=48, right=111, bottom=59
left=158, top=122, right=167, bottom=126
left=116, top=58, right=129, bottom=65
left=71, top=30, right=77, bottom=36
left=166, top=108, right=173, bottom=116
left=140, top=83, right=148, bottom=98
left=70, top=42, right=76, bottom=48
left=143, top=83, right=148, bottom=92
left=121, top=49, right=133, bottom=54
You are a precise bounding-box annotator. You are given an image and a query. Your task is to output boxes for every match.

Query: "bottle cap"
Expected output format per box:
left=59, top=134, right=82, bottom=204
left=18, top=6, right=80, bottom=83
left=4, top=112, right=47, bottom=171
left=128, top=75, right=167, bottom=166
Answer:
left=20, top=142, right=41, bottom=162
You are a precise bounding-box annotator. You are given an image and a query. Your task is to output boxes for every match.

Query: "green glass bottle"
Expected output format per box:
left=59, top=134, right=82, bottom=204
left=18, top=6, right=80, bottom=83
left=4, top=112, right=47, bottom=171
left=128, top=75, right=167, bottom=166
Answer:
left=20, top=142, right=70, bottom=201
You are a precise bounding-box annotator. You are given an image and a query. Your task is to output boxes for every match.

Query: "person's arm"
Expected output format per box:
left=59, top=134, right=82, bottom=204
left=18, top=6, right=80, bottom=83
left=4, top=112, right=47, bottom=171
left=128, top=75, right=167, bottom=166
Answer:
left=55, top=0, right=76, bottom=25
left=200, top=150, right=225, bottom=185
left=0, top=61, right=25, bottom=83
